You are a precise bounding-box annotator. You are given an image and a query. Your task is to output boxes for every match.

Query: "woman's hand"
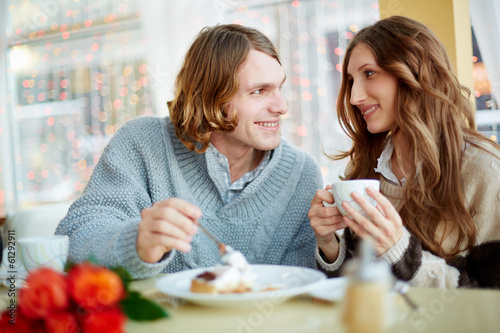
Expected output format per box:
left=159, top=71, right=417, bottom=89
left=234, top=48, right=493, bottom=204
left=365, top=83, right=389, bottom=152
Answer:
left=308, top=185, right=348, bottom=263
left=341, top=186, right=403, bottom=256
left=137, top=198, right=201, bottom=263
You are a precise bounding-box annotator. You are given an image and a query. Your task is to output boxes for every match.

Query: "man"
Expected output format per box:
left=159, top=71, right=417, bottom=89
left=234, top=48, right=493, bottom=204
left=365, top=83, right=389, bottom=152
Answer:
left=56, top=24, right=322, bottom=278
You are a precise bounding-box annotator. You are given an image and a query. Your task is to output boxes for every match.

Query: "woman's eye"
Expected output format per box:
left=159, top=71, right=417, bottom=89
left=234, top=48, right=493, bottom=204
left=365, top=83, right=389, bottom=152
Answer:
left=365, top=70, right=375, bottom=78
left=252, top=89, right=264, bottom=95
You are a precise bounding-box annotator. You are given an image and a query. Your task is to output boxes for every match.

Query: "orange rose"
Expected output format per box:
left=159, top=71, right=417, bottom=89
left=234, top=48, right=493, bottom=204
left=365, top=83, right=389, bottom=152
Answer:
left=81, top=307, right=126, bottom=333
left=68, top=262, right=125, bottom=309
left=45, top=311, right=80, bottom=333
left=18, top=268, right=69, bottom=319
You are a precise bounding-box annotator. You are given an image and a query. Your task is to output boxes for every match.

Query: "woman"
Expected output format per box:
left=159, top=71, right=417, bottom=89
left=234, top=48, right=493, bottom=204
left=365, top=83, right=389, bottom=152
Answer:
left=309, top=16, right=500, bottom=288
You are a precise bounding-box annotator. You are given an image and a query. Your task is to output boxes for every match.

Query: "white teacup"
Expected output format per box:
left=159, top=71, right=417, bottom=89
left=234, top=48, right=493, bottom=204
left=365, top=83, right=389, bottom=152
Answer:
left=18, top=235, right=69, bottom=272
left=323, top=179, right=380, bottom=218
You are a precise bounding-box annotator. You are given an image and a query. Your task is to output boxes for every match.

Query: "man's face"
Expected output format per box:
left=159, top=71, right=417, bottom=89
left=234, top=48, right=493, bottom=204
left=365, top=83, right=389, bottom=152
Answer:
left=211, top=49, right=287, bottom=156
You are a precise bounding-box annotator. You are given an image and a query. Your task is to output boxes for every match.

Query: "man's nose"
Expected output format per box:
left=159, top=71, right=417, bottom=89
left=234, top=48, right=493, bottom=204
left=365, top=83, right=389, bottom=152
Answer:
left=270, top=90, right=288, bottom=114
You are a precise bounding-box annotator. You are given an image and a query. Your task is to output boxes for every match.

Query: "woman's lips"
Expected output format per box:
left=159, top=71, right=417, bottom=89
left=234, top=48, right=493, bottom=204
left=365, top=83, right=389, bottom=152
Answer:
left=361, top=105, right=378, bottom=119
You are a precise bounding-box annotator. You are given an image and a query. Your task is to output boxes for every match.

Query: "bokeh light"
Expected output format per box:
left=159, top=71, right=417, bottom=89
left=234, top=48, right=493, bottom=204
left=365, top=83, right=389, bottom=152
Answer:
left=297, top=126, right=308, bottom=136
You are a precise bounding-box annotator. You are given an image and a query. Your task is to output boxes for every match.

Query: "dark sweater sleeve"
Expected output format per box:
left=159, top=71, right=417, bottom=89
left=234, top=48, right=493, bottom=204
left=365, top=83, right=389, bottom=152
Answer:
left=451, top=241, right=500, bottom=288
left=380, top=229, right=500, bottom=289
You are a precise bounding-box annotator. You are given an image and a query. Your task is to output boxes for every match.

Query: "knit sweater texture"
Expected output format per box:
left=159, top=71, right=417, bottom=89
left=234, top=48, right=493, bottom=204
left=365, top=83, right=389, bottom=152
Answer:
left=56, top=116, right=322, bottom=278
left=317, top=142, right=500, bottom=288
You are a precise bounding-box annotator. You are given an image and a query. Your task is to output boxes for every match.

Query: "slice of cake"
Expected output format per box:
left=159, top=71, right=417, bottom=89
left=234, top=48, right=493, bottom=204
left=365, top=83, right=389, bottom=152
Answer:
left=190, top=246, right=255, bottom=294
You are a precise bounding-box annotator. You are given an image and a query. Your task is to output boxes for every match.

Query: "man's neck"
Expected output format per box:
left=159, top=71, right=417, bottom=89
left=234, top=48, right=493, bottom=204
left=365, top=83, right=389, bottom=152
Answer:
left=210, top=142, right=265, bottom=184
left=228, top=149, right=257, bottom=183
left=226, top=149, right=266, bottom=183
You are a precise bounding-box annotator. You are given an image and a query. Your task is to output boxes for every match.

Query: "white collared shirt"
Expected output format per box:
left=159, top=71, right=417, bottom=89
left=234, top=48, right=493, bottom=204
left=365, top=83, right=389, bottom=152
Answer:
left=374, top=137, right=406, bottom=185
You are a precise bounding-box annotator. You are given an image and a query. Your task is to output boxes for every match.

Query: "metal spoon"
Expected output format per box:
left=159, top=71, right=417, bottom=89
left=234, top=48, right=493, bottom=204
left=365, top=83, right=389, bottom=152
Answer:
left=393, top=280, right=420, bottom=311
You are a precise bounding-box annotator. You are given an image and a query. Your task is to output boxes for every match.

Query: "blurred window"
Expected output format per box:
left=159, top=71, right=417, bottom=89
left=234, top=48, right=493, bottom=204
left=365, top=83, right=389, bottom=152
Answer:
left=0, top=0, right=155, bottom=215
left=472, top=28, right=499, bottom=144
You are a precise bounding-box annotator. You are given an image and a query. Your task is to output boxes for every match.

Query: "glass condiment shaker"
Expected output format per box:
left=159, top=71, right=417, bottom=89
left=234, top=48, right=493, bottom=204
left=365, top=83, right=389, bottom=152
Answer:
left=342, top=239, right=392, bottom=333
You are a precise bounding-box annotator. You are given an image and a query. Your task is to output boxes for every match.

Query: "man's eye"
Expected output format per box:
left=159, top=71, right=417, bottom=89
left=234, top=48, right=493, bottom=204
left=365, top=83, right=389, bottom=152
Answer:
left=252, top=89, right=264, bottom=94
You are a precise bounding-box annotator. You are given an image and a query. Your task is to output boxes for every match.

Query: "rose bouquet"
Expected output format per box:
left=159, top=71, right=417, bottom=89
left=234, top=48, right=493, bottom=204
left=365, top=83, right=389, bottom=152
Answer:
left=0, top=261, right=167, bottom=332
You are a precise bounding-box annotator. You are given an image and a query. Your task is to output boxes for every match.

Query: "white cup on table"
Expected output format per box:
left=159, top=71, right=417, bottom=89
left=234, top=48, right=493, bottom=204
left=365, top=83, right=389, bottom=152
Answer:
left=323, top=179, right=380, bottom=218
left=18, top=235, right=69, bottom=272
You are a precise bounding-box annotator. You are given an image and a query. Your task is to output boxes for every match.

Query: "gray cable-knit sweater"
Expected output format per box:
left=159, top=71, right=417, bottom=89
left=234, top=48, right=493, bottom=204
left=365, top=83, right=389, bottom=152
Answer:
left=56, top=116, right=322, bottom=278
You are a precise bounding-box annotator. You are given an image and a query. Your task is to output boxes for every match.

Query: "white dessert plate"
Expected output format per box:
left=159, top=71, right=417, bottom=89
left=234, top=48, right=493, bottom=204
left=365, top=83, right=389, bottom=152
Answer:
left=308, top=277, right=348, bottom=302
left=155, top=264, right=326, bottom=307
left=308, top=277, right=402, bottom=302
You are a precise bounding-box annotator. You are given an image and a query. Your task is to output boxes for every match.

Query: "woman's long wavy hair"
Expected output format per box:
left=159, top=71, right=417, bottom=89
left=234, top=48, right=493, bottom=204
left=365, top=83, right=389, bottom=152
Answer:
left=333, top=16, right=499, bottom=259
left=168, top=24, right=281, bottom=153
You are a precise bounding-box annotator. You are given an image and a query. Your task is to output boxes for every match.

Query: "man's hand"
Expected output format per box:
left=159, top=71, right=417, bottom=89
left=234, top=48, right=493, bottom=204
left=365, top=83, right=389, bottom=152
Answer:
left=137, top=198, right=202, bottom=263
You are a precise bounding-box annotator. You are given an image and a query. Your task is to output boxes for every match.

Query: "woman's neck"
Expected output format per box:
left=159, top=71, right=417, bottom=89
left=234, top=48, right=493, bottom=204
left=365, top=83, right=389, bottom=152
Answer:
left=390, top=132, right=414, bottom=182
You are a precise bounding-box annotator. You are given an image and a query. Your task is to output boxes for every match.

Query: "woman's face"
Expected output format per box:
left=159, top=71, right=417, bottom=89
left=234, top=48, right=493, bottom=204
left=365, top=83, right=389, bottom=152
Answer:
left=347, top=43, right=399, bottom=134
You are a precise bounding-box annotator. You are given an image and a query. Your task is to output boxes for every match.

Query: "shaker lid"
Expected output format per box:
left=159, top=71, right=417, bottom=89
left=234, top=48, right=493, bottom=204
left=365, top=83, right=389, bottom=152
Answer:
left=345, top=239, right=392, bottom=282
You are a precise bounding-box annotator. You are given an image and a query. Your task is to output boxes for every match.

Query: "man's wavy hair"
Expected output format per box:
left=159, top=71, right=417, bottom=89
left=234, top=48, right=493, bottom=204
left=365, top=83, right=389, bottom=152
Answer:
left=168, top=24, right=281, bottom=153
left=333, top=16, right=499, bottom=260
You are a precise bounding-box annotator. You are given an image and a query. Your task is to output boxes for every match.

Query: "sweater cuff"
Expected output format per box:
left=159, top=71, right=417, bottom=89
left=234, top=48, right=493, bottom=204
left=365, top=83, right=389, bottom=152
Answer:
left=378, top=227, right=411, bottom=265
left=117, top=218, right=175, bottom=279
left=315, top=232, right=346, bottom=271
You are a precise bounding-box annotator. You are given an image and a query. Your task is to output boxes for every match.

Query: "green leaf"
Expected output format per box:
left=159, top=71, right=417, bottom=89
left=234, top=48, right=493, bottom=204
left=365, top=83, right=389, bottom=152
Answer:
left=111, top=266, right=133, bottom=289
left=65, top=256, right=101, bottom=273
left=64, top=259, right=76, bottom=273
left=120, top=291, right=169, bottom=321
left=86, top=255, right=100, bottom=265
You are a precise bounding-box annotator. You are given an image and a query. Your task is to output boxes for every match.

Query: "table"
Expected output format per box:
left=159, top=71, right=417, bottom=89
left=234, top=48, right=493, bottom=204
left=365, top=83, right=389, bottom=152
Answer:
left=1, top=275, right=499, bottom=332
left=125, top=278, right=500, bottom=333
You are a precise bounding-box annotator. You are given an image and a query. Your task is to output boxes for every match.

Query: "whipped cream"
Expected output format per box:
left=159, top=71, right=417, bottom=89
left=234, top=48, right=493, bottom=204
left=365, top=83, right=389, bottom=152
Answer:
left=205, top=245, right=255, bottom=291
left=208, top=266, right=255, bottom=292
left=221, top=245, right=250, bottom=271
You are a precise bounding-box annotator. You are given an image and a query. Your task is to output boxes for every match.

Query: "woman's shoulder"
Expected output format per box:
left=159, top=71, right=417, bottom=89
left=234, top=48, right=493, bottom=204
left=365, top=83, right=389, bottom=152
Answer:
left=463, top=140, right=500, bottom=171
left=461, top=140, right=500, bottom=193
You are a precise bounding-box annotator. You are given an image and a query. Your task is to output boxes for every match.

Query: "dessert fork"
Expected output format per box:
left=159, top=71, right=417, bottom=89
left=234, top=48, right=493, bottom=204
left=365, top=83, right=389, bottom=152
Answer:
left=197, top=223, right=228, bottom=254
